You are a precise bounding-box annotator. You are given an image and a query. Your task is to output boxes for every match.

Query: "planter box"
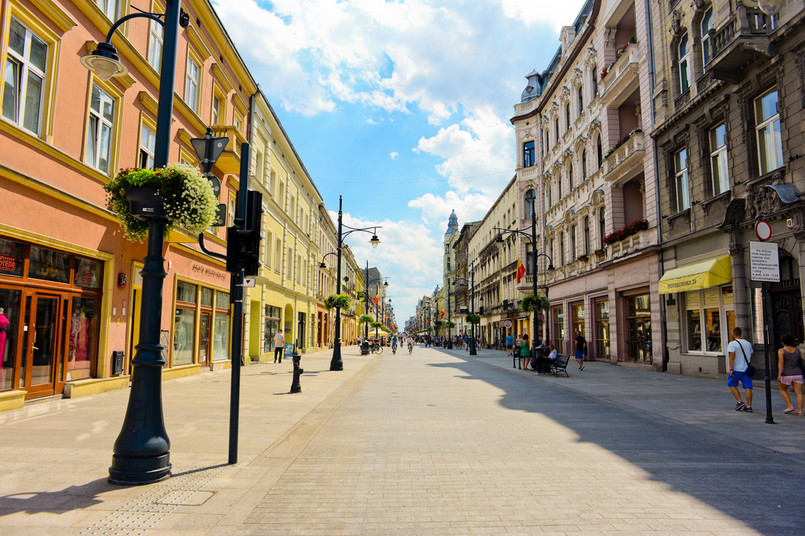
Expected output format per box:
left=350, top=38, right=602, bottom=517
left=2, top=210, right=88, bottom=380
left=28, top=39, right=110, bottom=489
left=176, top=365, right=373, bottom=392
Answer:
left=126, top=185, right=166, bottom=220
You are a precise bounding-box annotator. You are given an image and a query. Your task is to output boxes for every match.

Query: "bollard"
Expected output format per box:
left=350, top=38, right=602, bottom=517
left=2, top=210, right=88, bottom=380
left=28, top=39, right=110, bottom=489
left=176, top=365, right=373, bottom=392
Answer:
left=290, top=350, right=303, bottom=393
left=360, top=341, right=369, bottom=355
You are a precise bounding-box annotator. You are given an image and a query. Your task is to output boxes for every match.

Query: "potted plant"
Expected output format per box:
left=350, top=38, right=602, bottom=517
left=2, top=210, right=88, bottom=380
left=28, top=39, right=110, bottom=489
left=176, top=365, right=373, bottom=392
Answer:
left=465, top=313, right=481, bottom=324
left=324, top=293, right=352, bottom=310
left=104, top=163, right=218, bottom=242
left=358, top=314, right=374, bottom=324
left=520, top=295, right=550, bottom=313
left=577, top=254, right=589, bottom=262
left=595, top=248, right=607, bottom=258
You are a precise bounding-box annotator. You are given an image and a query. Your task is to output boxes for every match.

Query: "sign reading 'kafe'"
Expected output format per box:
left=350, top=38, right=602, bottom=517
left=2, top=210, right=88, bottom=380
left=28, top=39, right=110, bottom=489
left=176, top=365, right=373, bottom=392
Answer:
left=749, top=241, right=780, bottom=282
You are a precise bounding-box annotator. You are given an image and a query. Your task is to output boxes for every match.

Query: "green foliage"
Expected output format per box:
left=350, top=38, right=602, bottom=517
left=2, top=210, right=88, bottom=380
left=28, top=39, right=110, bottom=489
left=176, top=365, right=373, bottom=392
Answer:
left=520, top=295, right=550, bottom=312
left=370, top=321, right=382, bottom=328
left=103, top=164, right=217, bottom=242
left=465, top=313, right=481, bottom=324
left=324, top=293, right=352, bottom=310
left=358, top=314, right=374, bottom=324
left=445, top=321, right=455, bottom=328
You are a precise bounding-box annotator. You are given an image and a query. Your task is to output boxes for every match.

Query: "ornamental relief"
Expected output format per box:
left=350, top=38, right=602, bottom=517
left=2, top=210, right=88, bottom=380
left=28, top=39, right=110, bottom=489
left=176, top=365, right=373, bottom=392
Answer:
left=747, top=173, right=785, bottom=220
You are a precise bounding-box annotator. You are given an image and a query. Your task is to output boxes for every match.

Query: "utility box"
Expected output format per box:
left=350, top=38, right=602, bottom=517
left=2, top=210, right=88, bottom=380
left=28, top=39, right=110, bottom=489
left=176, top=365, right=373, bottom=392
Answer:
left=112, top=351, right=125, bottom=375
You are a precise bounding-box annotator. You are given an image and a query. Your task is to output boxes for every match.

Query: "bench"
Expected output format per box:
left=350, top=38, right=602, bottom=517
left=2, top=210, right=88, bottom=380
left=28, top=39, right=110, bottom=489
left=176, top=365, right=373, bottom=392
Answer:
left=546, top=354, right=570, bottom=377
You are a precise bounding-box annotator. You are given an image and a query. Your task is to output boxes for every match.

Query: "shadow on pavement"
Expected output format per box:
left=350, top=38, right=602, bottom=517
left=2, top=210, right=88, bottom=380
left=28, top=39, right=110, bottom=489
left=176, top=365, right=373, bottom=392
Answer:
left=430, top=354, right=805, bottom=535
left=0, top=479, right=109, bottom=516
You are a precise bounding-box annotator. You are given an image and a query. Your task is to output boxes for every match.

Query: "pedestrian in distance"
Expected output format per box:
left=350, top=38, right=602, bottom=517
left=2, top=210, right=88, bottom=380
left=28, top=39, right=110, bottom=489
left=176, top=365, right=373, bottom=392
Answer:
left=727, top=327, right=754, bottom=412
left=777, top=334, right=804, bottom=415
left=391, top=335, right=398, bottom=355
left=505, top=332, right=513, bottom=356
left=520, top=334, right=530, bottom=370
left=574, top=329, right=587, bottom=370
left=274, top=330, right=285, bottom=363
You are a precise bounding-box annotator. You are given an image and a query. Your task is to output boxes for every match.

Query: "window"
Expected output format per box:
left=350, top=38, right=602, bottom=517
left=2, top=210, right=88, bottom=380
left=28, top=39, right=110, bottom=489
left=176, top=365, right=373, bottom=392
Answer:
left=596, top=136, right=602, bottom=168
left=591, top=69, right=598, bottom=98
left=274, top=238, right=281, bottom=272
left=86, top=83, right=115, bottom=174
left=553, top=307, right=564, bottom=352
left=211, top=93, right=221, bottom=124
left=523, top=140, right=535, bottom=167
left=674, top=148, right=690, bottom=212
left=545, top=184, right=551, bottom=211
left=525, top=242, right=533, bottom=275
left=709, top=123, right=729, bottom=195
left=583, top=216, right=590, bottom=256
left=755, top=88, right=783, bottom=174
left=565, top=103, right=570, bottom=130
left=685, top=287, right=733, bottom=353
left=3, top=18, right=47, bottom=134
left=185, top=55, right=200, bottom=112
left=95, top=0, right=120, bottom=20
left=570, top=226, right=577, bottom=260
left=581, top=149, right=587, bottom=179
left=139, top=124, right=155, bottom=168
left=557, top=172, right=563, bottom=199
left=555, top=118, right=559, bottom=140
left=679, top=33, right=690, bottom=93
left=524, top=189, right=536, bottom=219
left=286, top=247, right=293, bottom=279
left=599, top=208, right=606, bottom=248
left=544, top=129, right=550, bottom=153
left=577, top=86, right=583, bottom=117
left=264, top=231, right=272, bottom=268
left=568, top=162, right=574, bottom=189
left=701, top=8, right=713, bottom=66
left=148, top=18, right=163, bottom=70
left=559, top=231, right=565, bottom=266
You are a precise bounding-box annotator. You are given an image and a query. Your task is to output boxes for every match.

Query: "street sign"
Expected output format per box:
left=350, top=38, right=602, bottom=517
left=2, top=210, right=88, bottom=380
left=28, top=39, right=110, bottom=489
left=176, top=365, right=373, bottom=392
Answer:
left=205, top=173, right=221, bottom=197
left=755, top=219, right=772, bottom=241
left=212, top=204, right=226, bottom=227
left=503, top=320, right=512, bottom=329
left=750, top=240, right=780, bottom=282
left=242, top=277, right=256, bottom=288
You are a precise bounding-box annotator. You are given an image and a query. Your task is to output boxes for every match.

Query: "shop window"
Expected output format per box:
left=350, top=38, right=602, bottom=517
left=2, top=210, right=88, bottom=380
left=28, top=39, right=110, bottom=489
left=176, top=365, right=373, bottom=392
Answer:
left=626, top=294, right=652, bottom=363
left=213, top=290, right=230, bottom=361
left=176, top=281, right=197, bottom=303
left=74, top=258, right=101, bottom=289
left=595, top=300, right=610, bottom=358
left=0, top=239, right=24, bottom=277
left=709, top=123, right=729, bottom=196
left=685, top=287, right=733, bottom=353
left=29, top=245, right=70, bottom=283
left=572, top=304, right=584, bottom=340
left=86, top=83, right=116, bottom=174
left=3, top=17, right=48, bottom=135
left=755, top=88, right=783, bottom=174
left=0, top=288, right=22, bottom=391
left=553, top=307, right=564, bottom=352
left=67, top=297, right=99, bottom=380
left=200, top=287, right=213, bottom=307
left=173, top=308, right=195, bottom=366
left=264, top=305, right=280, bottom=353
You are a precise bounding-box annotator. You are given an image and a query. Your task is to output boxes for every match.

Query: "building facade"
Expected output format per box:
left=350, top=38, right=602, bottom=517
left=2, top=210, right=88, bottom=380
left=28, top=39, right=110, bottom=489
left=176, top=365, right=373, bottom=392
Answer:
left=651, top=0, right=805, bottom=376
left=512, top=0, right=664, bottom=366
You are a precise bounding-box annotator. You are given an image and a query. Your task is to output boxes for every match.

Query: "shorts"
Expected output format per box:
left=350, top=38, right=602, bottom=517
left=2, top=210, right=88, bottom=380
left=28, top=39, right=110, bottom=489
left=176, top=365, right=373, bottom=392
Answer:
left=780, top=374, right=804, bottom=386
left=575, top=350, right=584, bottom=360
left=727, top=370, right=753, bottom=389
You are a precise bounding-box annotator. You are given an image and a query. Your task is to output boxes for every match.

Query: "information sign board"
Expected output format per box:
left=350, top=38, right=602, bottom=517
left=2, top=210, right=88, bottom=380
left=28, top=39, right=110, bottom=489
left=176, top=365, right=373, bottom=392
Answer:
left=749, top=241, right=780, bottom=282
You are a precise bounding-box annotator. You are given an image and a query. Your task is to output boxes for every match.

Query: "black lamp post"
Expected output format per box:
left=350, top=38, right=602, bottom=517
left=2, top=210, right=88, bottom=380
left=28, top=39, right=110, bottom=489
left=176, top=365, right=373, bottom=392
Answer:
left=364, top=272, right=388, bottom=348
left=494, top=192, right=553, bottom=368
left=320, top=196, right=380, bottom=371
left=82, top=0, right=189, bottom=485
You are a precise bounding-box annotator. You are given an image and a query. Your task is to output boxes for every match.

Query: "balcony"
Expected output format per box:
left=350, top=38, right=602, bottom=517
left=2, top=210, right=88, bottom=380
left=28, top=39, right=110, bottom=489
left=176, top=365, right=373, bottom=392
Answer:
left=603, top=131, right=645, bottom=187
left=211, top=125, right=248, bottom=174
left=608, top=226, right=658, bottom=259
left=600, top=44, right=640, bottom=107
left=517, top=165, right=539, bottom=183
left=708, top=6, right=771, bottom=83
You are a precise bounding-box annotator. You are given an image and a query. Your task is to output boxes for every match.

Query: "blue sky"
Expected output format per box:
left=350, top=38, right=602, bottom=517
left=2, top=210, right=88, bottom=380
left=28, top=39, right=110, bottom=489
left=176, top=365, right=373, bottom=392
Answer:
left=213, top=0, right=588, bottom=323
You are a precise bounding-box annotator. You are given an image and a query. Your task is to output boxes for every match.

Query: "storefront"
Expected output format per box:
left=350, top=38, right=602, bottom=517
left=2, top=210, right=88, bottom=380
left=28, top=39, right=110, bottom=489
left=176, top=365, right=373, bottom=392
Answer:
left=0, top=237, right=106, bottom=399
left=171, top=278, right=230, bottom=370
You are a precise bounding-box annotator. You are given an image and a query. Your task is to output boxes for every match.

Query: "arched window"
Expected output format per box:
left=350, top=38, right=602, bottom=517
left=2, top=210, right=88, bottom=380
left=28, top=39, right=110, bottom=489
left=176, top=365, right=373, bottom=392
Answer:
left=679, top=33, right=690, bottom=93
left=581, top=149, right=587, bottom=179
left=701, top=8, right=713, bottom=66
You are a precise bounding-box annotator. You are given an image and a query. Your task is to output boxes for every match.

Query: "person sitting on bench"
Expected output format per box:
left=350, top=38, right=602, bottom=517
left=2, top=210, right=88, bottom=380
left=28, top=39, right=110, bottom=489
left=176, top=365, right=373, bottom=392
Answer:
left=537, top=343, right=558, bottom=374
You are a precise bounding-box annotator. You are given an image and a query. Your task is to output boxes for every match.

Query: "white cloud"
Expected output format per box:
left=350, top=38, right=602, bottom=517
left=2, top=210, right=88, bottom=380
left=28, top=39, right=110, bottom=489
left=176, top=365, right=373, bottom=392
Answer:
left=500, top=0, right=590, bottom=31
left=335, top=211, right=443, bottom=320
left=390, top=152, right=399, bottom=160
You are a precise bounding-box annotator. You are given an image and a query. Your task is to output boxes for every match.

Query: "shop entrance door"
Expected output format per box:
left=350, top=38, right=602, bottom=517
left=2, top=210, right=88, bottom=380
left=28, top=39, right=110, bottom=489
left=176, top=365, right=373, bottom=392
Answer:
left=199, top=312, right=211, bottom=368
left=22, top=293, right=63, bottom=398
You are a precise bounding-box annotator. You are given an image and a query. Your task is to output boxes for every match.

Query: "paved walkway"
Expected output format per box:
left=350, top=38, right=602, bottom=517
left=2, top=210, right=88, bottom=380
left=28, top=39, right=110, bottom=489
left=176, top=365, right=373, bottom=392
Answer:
left=1, top=345, right=804, bottom=535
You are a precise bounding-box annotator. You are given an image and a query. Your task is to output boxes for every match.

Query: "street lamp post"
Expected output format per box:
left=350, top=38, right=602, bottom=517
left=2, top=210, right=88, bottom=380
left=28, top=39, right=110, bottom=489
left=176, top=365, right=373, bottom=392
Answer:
left=494, top=192, right=552, bottom=370
left=82, top=0, right=188, bottom=485
left=321, top=196, right=380, bottom=371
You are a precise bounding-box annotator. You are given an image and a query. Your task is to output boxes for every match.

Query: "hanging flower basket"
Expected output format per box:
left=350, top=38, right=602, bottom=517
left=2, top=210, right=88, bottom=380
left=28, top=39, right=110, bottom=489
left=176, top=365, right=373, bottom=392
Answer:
left=324, top=293, right=352, bottom=310
left=358, top=314, right=374, bottom=324
left=520, top=295, right=550, bottom=313
left=103, top=163, right=218, bottom=242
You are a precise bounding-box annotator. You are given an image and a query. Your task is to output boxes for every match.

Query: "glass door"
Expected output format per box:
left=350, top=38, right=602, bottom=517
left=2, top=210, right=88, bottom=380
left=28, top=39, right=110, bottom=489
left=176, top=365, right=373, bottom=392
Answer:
left=23, top=293, right=63, bottom=398
left=199, top=312, right=211, bottom=368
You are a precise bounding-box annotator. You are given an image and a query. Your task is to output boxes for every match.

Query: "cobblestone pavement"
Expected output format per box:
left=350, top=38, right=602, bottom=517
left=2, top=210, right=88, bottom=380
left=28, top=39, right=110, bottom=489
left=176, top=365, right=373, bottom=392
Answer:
left=1, top=345, right=804, bottom=535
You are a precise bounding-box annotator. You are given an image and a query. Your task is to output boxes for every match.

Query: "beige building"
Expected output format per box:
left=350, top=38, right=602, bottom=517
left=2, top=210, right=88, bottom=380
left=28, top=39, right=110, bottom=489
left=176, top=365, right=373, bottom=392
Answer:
left=512, top=0, right=663, bottom=365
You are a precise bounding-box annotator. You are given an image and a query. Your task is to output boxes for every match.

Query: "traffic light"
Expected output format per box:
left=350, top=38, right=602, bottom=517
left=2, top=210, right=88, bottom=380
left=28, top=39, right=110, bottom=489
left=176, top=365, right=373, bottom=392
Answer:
left=226, top=190, right=263, bottom=275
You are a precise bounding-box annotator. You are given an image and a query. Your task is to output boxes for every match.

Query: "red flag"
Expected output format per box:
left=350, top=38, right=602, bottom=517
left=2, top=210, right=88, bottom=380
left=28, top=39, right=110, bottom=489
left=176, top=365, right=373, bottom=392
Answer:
left=374, top=293, right=379, bottom=307
left=516, top=258, right=525, bottom=284
left=440, top=309, right=446, bottom=318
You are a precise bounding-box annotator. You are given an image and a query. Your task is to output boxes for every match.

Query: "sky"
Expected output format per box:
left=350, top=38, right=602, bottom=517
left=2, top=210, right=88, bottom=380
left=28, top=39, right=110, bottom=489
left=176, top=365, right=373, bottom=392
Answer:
left=212, top=0, right=588, bottom=324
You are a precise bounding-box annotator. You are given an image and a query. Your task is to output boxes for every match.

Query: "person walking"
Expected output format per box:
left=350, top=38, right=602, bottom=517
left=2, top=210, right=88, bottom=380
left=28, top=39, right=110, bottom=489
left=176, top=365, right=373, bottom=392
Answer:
left=727, top=327, right=754, bottom=412
left=505, top=332, right=514, bottom=356
left=519, top=334, right=530, bottom=370
left=574, top=329, right=587, bottom=371
left=777, top=334, right=804, bottom=415
left=274, top=330, right=285, bottom=363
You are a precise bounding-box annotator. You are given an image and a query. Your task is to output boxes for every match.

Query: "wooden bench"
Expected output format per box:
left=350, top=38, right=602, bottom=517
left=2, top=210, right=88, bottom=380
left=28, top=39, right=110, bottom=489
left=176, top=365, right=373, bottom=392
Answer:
left=546, top=354, right=570, bottom=377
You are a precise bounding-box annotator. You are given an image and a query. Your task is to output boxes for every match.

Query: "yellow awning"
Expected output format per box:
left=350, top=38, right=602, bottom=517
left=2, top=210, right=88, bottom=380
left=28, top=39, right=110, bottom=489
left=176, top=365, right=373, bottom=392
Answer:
left=658, top=256, right=732, bottom=294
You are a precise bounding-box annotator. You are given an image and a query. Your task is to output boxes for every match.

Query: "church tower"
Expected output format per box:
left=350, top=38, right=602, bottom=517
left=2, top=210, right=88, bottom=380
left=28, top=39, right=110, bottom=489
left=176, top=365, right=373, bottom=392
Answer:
left=443, top=210, right=459, bottom=318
